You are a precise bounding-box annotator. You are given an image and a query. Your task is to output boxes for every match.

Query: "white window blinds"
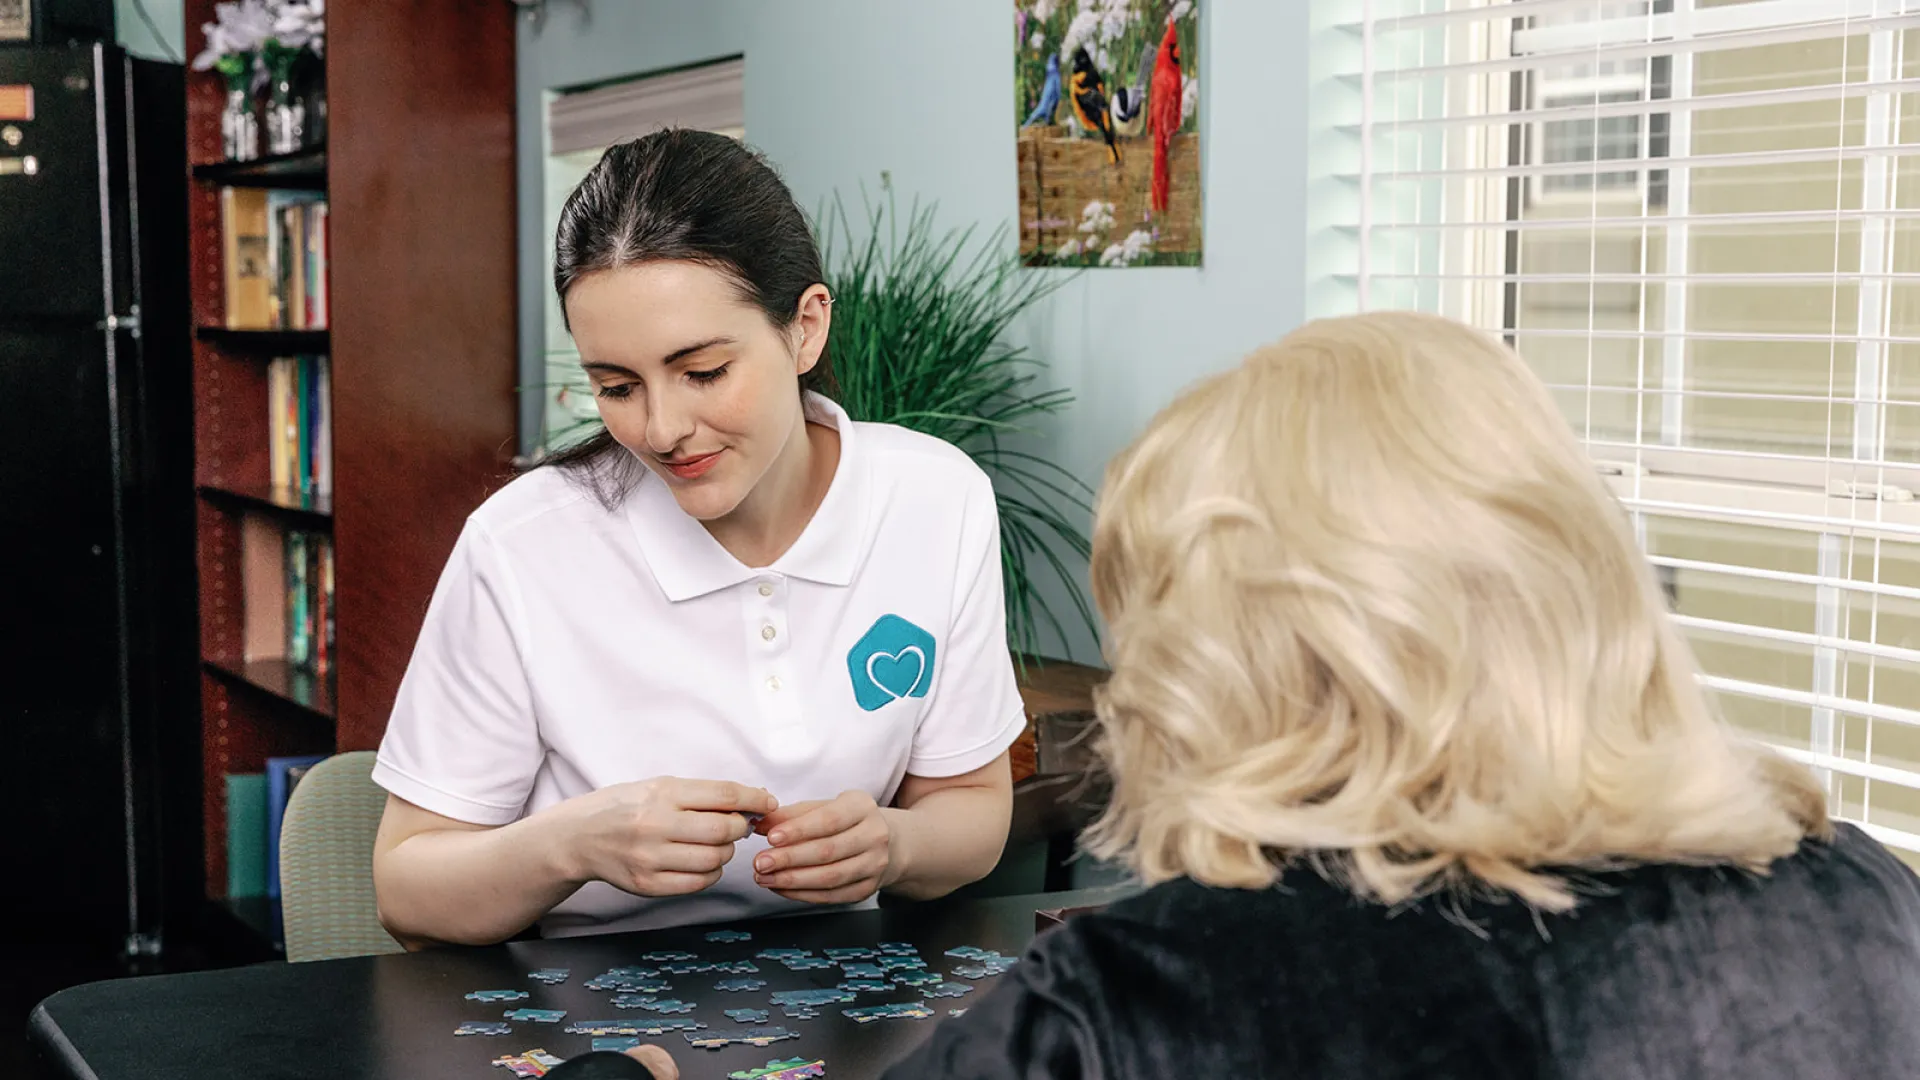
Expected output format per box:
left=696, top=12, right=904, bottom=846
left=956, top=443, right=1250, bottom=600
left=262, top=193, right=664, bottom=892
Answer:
left=1317, top=0, right=1920, bottom=865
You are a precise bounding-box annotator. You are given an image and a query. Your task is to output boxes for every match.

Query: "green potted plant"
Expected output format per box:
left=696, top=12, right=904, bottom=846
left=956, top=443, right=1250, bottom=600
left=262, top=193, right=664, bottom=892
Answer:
left=822, top=192, right=1096, bottom=660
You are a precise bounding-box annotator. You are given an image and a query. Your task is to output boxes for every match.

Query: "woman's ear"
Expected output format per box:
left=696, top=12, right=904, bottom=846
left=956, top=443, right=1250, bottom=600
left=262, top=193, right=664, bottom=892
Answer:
left=793, top=284, right=834, bottom=376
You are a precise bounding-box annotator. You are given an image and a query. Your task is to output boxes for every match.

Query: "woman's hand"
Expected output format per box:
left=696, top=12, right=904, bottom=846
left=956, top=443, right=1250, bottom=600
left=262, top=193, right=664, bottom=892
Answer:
left=751, top=790, right=896, bottom=904
left=563, top=778, right=776, bottom=897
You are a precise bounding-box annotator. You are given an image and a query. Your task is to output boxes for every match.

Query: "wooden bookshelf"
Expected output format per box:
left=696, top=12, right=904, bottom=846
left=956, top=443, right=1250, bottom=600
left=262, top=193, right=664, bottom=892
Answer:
left=184, top=0, right=517, bottom=934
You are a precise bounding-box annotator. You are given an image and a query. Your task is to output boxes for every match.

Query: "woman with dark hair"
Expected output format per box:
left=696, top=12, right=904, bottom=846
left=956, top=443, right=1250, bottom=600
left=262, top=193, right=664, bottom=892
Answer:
left=368, top=130, right=1023, bottom=944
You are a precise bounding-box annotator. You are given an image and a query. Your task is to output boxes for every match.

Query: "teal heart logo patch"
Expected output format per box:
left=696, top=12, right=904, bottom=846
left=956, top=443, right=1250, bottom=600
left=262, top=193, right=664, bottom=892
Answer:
left=847, top=615, right=937, bottom=712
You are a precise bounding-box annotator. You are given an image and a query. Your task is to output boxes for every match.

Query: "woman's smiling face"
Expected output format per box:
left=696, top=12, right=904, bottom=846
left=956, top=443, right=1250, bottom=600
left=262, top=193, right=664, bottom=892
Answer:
left=565, top=260, right=824, bottom=523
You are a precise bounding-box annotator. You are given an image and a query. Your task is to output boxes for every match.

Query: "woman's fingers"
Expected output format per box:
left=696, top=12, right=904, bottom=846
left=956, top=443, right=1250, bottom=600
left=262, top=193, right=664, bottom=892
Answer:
left=664, top=810, right=752, bottom=846
left=623, top=1044, right=680, bottom=1080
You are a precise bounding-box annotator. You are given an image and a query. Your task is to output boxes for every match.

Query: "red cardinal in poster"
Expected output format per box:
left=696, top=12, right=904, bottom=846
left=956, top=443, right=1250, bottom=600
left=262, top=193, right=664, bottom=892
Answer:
left=1150, top=18, right=1183, bottom=213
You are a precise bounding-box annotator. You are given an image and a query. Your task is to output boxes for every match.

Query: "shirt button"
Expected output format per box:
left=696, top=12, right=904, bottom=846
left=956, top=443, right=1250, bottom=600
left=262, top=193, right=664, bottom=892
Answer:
left=758, top=582, right=774, bottom=597
left=761, top=625, right=777, bottom=641
left=767, top=676, right=782, bottom=692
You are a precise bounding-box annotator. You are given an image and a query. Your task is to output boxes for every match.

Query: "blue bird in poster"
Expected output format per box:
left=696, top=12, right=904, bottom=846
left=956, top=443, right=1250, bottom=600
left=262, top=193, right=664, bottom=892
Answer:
left=1023, top=53, right=1062, bottom=127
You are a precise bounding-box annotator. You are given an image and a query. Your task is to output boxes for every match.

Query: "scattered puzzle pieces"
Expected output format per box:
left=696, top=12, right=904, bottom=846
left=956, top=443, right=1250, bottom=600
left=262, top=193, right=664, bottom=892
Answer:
left=891, top=970, right=942, bottom=987
left=467, top=990, right=530, bottom=1003
left=945, top=946, right=991, bottom=960
left=456, top=1022, right=514, bottom=1036
left=843, top=1002, right=936, bottom=1024
left=780, top=957, right=834, bottom=971
left=838, top=962, right=886, bottom=979
left=527, top=969, right=570, bottom=985
left=781, top=1006, right=820, bottom=1020
left=950, top=956, right=1019, bottom=979
left=592, top=1037, right=641, bottom=1053
left=644, top=951, right=698, bottom=962
left=756, top=949, right=813, bottom=962
left=770, top=988, right=856, bottom=1007
left=660, top=961, right=716, bottom=975
left=716, top=977, right=767, bottom=992
left=610, top=994, right=660, bottom=1010
left=713, top=960, right=761, bottom=975
left=685, top=1026, right=802, bottom=1051
left=877, top=956, right=925, bottom=970
left=706, top=929, right=753, bottom=944
left=585, top=971, right=666, bottom=993
left=920, top=982, right=974, bottom=999
left=503, top=1008, right=567, bottom=1024
left=635, top=998, right=697, bottom=1015
left=839, top=979, right=890, bottom=993
left=949, top=1008, right=968, bottom=1017
left=877, top=942, right=916, bottom=956
left=491, top=1048, right=564, bottom=1077
left=568, top=1018, right=707, bottom=1037
left=823, top=947, right=875, bottom=961
left=725, top=1008, right=771, bottom=1024
left=727, top=1058, right=827, bottom=1080
left=601, top=978, right=670, bottom=997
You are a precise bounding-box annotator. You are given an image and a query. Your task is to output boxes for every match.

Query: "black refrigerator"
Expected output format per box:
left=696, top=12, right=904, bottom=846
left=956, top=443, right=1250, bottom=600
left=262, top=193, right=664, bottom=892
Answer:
left=0, top=43, right=200, bottom=955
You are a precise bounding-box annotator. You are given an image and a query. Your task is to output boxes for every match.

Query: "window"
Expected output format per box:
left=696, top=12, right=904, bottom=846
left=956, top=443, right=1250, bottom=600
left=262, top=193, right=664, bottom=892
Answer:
left=1317, top=0, right=1920, bottom=866
left=536, top=58, right=746, bottom=453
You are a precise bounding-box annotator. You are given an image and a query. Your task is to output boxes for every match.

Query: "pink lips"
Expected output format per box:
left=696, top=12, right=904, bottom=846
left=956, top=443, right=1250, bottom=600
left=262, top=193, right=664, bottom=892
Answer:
left=661, top=450, right=722, bottom=480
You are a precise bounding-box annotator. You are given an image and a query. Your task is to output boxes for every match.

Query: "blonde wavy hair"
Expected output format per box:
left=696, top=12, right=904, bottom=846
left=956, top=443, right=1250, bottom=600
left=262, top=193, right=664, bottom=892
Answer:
left=1083, top=311, right=1830, bottom=911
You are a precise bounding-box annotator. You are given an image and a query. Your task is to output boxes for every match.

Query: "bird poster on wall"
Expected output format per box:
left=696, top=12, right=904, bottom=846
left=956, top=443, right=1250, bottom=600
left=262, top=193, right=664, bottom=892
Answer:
left=1015, top=0, right=1201, bottom=268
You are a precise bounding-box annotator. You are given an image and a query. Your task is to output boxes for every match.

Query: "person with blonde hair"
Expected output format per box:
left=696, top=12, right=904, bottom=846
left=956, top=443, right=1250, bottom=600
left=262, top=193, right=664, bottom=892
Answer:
left=882, top=311, right=1920, bottom=1079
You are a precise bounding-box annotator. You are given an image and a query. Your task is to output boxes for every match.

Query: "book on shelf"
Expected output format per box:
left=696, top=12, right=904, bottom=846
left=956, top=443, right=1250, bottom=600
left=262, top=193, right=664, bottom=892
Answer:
left=267, top=354, right=331, bottom=499
left=220, top=187, right=328, bottom=330
left=282, top=529, right=335, bottom=675
left=264, top=754, right=327, bottom=899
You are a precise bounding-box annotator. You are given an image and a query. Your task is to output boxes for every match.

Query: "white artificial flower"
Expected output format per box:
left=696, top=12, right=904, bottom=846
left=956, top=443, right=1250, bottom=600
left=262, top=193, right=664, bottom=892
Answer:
left=272, top=0, right=326, bottom=54
left=1098, top=242, right=1127, bottom=267
left=1033, top=0, right=1057, bottom=21
left=1168, top=0, right=1193, bottom=22
left=1182, top=72, right=1199, bottom=122
left=1077, top=200, right=1115, bottom=234
left=1056, top=238, right=1085, bottom=259
left=1060, top=10, right=1100, bottom=59
left=191, top=0, right=275, bottom=70
left=1029, top=29, right=1044, bottom=50
left=1120, top=228, right=1153, bottom=260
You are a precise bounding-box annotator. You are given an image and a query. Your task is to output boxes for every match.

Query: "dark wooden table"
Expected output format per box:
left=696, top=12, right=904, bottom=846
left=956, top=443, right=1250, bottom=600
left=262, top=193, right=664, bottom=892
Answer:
left=28, top=888, right=1131, bottom=1080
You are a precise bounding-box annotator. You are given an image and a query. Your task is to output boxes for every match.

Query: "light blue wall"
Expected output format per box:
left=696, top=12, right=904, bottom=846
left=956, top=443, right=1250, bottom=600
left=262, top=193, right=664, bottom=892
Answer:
left=518, top=0, right=1311, bottom=663
left=116, top=0, right=186, bottom=63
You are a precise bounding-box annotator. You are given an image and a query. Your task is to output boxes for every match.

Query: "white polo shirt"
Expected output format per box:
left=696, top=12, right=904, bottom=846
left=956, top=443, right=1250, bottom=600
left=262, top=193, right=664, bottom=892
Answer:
left=372, top=394, right=1027, bottom=937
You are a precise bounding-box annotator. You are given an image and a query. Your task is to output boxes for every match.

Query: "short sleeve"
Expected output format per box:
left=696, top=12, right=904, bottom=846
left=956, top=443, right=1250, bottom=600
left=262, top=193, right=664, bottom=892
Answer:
left=879, top=930, right=1104, bottom=1080
left=909, top=471, right=1028, bottom=777
left=371, top=521, right=542, bottom=825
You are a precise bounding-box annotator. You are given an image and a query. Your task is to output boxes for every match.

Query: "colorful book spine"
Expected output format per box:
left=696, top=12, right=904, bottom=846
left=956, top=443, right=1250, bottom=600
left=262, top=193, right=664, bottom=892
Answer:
left=316, top=538, right=334, bottom=674
left=287, top=531, right=312, bottom=668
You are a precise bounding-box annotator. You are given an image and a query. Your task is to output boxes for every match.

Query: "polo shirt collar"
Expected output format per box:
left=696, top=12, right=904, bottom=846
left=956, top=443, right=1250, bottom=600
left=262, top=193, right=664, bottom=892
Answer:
left=626, top=392, right=872, bottom=602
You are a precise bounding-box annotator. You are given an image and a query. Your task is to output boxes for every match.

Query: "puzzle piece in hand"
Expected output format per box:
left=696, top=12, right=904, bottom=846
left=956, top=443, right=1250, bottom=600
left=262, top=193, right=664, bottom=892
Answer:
left=877, top=956, right=925, bottom=970
left=491, top=1047, right=564, bottom=1077
left=823, top=947, right=875, bottom=961
left=780, top=957, right=833, bottom=971
left=770, top=988, right=855, bottom=1007
left=949, top=1008, right=968, bottom=1017
left=756, top=949, right=813, bottom=962
left=890, top=970, right=941, bottom=987
left=838, top=962, right=886, bottom=979
left=527, top=969, right=570, bottom=985
left=467, top=990, right=531, bottom=1003
left=842, top=1002, right=936, bottom=1024
left=780, top=1007, right=820, bottom=1021
left=716, top=977, right=767, bottom=992
left=713, top=960, right=761, bottom=975
left=456, top=1022, right=514, bottom=1036
left=877, top=942, right=917, bottom=956
left=644, top=951, right=698, bottom=962
left=592, top=1037, right=641, bottom=1053
left=502, top=1008, right=567, bottom=1023
left=725, top=1008, right=771, bottom=1024
left=684, top=1026, right=802, bottom=1051
left=920, top=982, right=974, bottom=999
left=727, top=1058, right=827, bottom=1080
left=838, top=979, right=890, bottom=993
left=706, top=929, right=753, bottom=944
left=660, top=961, right=716, bottom=975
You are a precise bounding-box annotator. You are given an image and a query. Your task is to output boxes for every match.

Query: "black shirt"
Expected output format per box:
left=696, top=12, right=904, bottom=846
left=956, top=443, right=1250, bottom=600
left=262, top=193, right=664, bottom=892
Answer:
left=886, top=824, right=1920, bottom=1079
